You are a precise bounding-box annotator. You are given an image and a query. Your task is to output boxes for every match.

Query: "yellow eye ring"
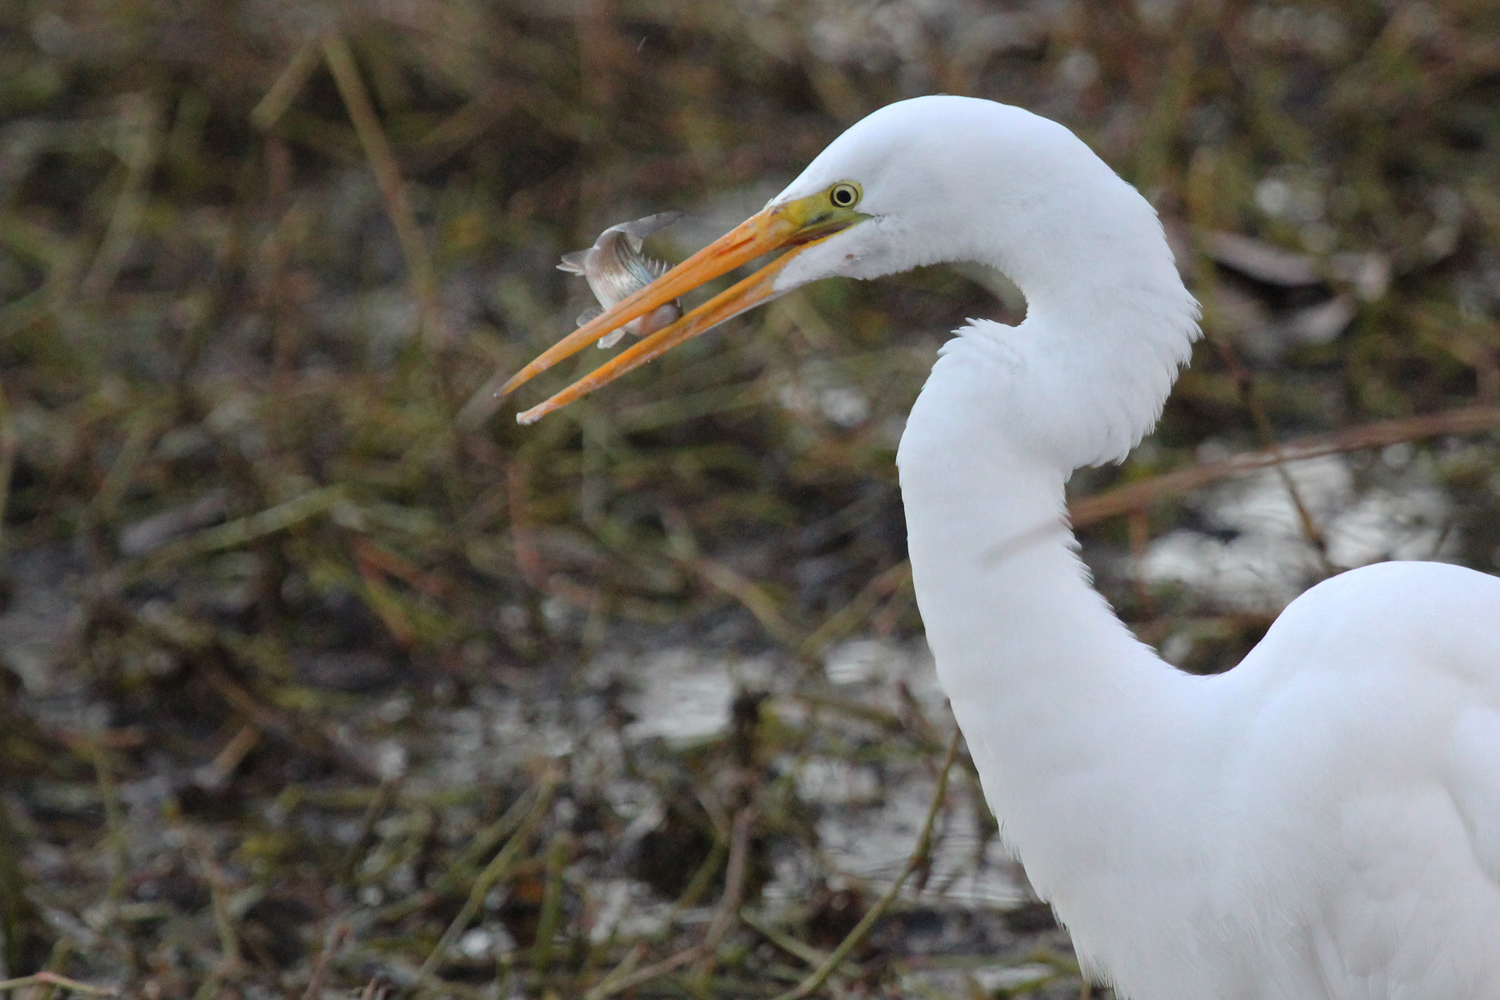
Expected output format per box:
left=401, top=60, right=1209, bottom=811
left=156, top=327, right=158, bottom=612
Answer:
left=829, top=182, right=861, bottom=209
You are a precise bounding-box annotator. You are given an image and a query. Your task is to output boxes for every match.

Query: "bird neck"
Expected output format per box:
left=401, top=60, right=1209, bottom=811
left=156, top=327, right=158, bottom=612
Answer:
left=888, top=136, right=1210, bottom=921
left=896, top=319, right=1209, bottom=913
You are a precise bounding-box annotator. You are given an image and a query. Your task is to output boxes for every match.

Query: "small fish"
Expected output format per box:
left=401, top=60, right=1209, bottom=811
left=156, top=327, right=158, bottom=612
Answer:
left=558, top=212, right=685, bottom=347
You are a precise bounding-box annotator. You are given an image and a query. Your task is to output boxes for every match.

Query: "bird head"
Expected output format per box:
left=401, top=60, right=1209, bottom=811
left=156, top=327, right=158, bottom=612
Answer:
left=499, top=95, right=1178, bottom=426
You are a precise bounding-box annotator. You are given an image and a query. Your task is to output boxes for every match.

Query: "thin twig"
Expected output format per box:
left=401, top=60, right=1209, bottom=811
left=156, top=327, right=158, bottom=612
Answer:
left=198, top=666, right=379, bottom=781
left=690, top=806, right=757, bottom=980
left=189, top=968, right=222, bottom=1000
left=1069, top=404, right=1500, bottom=528
left=300, top=921, right=351, bottom=1000
left=1185, top=150, right=1331, bottom=569
left=771, top=726, right=963, bottom=1000
left=1211, top=336, right=1333, bottom=572
left=440, top=784, right=546, bottom=892
left=692, top=557, right=803, bottom=649
left=195, top=723, right=262, bottom=792
left=661, top=507, right=804, bottom=650
left=28, top=940, right=75, bottom=1000
left=1127, top=506, right=1155, bottom=613
left=664, top=824, right=730, bottom=917
left=149, top=485, right=347, bottom=564
left=737, top=908, right=851, bottom=972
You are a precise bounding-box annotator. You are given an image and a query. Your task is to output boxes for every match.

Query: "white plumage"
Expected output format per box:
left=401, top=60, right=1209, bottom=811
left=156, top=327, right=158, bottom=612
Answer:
left=511, top=95, right=1500, bottom=1000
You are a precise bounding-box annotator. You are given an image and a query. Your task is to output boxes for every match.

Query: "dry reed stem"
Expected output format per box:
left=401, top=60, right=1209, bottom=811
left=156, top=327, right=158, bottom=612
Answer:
left=195, top=724, right=261, bottom=791
left=584, top=805, right=757, bottom=1000
left=530, top=833, right=572, bottom=975
left=299, top=922, right=351, bottom=1000
left=801, top=560, right=912, bottom=657
left=0, top=378, right=15, bottom=557
left=149, top=485, right=347, bottom=565
left=321, top=34, right=447, bottom=352
left=737, top=908, right=860, bottom=974
left=188, top=837, right=242, bottom=1000
left=416, top=769, right=561, bottom=985
left=88, top=744, right=127, bottom=917
left=441, top=786, right=545, bottom=890
left=0, top=973, right=116, bottom=997
left=689, top=806, right=759, bottom=981
left=81, top=94, right=160, bottom=298
left=251, top=41, right=321, bottom=131
left=338, top=778, right=401, bottom=884
left=771, top=726, right=963, bottom=1000
left=691, top=558, right=802, bottom=649
left=198, top=667, right=379, bottom=781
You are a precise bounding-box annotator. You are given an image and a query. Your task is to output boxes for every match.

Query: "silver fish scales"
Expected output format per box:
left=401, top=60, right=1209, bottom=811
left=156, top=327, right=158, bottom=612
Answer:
left=558, top=212, right=684, bottom=348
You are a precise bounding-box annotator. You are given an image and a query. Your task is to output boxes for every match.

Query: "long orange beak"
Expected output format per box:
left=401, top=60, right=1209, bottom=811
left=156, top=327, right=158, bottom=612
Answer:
left=500, top=193, right=865, bottom=424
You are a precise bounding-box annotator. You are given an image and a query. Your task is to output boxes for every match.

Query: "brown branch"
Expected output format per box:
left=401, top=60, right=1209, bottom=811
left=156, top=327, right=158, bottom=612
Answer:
left=1069, top=404, right=1500, bottom=529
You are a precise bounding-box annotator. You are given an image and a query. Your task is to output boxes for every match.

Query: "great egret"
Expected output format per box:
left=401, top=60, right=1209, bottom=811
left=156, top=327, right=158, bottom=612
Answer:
left=502, top=96, right=1500, bottom=999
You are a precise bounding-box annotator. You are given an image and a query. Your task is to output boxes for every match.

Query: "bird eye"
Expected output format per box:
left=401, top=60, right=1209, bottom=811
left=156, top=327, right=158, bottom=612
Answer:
left=829, top=182, right=861, bottom=209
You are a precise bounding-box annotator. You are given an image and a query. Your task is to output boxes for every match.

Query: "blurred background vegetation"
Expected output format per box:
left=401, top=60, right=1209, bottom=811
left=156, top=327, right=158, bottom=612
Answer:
left=1, top=0, right=1498, bottom=997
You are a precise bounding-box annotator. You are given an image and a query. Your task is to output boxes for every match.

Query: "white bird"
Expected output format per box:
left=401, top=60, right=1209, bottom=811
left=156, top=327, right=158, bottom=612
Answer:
left=502, top=96, right=1500, bottom=1000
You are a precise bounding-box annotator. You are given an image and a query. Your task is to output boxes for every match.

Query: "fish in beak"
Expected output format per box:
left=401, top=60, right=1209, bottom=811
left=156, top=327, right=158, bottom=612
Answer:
left=499, top=187, right=868, bottom=424
left=558, top=211, right=684, bottom=348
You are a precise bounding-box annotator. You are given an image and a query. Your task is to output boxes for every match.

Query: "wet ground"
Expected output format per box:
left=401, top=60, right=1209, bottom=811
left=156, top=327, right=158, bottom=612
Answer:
left=3, top=550, right=1086, bottom=997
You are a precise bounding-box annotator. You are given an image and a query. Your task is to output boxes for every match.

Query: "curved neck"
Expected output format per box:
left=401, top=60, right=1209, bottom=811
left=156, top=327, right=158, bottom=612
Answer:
left=897, top=347, right=1186, bottom=738
left=886, top=141, right=1212, bottom=962
left=896, top=307, right=1213, bottom=932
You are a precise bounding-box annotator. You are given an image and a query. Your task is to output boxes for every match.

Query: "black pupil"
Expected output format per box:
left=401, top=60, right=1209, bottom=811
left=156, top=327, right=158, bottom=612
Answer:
left=834, top=187, right=851, bottom=205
